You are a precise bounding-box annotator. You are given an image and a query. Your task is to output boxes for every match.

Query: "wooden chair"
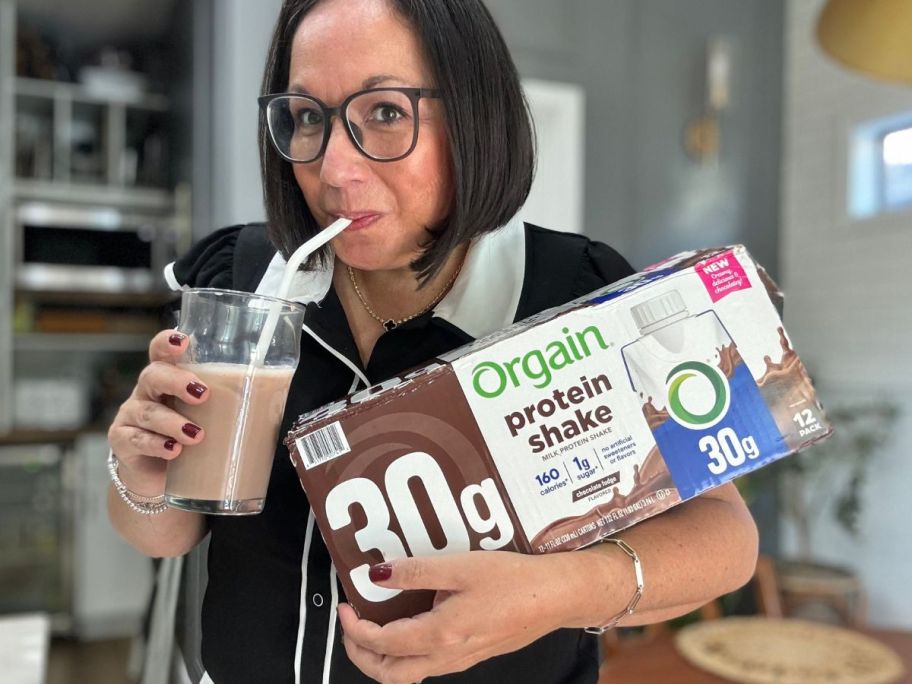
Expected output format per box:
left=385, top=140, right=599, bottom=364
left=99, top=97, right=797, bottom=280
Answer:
left=776, top=560, right=867, bottom=628
left=752, top=554, right=784, bottom=617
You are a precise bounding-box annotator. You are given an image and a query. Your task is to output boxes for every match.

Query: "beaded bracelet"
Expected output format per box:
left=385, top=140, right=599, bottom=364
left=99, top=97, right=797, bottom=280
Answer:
left=107, top=451, right=169, bottom=515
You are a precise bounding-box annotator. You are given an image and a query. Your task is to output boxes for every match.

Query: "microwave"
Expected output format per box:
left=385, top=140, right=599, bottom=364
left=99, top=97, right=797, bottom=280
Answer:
left=14, top=201, right=178, bottom=293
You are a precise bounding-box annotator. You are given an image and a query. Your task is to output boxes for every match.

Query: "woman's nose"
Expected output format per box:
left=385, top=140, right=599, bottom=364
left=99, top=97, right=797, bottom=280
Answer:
left=319, top=117, right=367, bottom=187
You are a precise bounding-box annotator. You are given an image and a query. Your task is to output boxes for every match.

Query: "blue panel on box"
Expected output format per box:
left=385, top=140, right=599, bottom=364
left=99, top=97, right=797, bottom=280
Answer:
left=652, top=361, right=784, bottom=499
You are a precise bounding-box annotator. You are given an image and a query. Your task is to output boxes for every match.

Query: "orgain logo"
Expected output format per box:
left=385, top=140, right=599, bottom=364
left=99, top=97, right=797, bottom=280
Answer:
left=665, top=361, right=730, bottom=429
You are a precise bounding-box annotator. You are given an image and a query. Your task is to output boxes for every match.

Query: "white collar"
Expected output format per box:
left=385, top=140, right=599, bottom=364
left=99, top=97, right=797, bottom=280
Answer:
left=254, top=215, right=527, bottom=339
left=432, top=215, right=526, bottom=337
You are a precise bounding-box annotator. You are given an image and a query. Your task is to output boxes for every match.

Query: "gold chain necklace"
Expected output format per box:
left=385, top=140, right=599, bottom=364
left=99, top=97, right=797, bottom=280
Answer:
left=347, top=263, right=462, bottom=331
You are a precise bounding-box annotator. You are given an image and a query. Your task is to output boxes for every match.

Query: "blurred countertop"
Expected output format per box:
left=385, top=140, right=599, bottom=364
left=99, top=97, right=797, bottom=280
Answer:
left=0, top=613, right=50, bottom=684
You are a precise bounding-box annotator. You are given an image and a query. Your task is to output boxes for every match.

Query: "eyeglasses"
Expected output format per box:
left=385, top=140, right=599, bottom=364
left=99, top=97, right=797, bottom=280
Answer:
left=258, top=87, right=441, bottom=164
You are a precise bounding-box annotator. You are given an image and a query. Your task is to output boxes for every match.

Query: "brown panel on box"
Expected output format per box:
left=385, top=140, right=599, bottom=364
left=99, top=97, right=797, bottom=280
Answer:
left=288, top=368, right=525, bottom=625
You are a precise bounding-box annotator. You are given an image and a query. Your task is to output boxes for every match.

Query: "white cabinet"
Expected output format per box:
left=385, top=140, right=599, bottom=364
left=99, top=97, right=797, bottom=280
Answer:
left=73, top=433, right=154, bottom=639
left=0, top=436, right=154, bottom=638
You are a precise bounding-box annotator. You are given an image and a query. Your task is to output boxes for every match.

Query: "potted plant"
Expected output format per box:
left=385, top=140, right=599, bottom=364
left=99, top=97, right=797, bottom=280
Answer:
left=778, top=400, right=898, bottom=559
left=748, top=399, right=899, bottom=625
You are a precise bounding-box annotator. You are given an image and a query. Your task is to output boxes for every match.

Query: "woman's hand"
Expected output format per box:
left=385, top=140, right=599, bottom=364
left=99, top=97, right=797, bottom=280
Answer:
left=107, top=329, right=209, bottom=497
left=338, top=482, right=759, bottom=684
left=338, top=550, right=575, bottom=684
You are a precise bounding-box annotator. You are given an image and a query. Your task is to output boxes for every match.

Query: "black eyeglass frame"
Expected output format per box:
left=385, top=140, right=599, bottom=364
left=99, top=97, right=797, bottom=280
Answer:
left=258, top=87, right=441, bottom=164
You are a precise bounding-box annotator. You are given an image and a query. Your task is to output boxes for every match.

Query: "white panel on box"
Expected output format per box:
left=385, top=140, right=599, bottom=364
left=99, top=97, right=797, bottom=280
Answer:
left=520, top=78, right=585, bottom=235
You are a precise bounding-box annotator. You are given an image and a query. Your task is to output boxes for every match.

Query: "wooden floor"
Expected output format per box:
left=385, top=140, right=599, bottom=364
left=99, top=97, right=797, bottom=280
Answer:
left=47, top=637, right=134, bottom=684
left=598, top=628, right=912, bottom=684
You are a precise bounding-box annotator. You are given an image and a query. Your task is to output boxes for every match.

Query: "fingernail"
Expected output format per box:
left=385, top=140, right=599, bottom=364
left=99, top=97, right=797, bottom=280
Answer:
left=164, top=438, right=177, bottom=451
left=168, top=333, right=186, bottom=346
left=368, top=563, right=392, bottom=582
left=187, top=382, right=207, bottom=398
left=182, top=423, right=202, bottom=439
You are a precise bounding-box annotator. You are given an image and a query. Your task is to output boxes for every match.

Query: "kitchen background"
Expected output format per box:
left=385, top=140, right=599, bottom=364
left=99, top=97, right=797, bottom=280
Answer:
left=0, top=0, right=910, bottom=682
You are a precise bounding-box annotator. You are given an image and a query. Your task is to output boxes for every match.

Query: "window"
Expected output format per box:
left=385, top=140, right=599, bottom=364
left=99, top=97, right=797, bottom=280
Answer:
left=848, top=114, right=912, bottom=220
left=882, top=126, right=912, bottom=212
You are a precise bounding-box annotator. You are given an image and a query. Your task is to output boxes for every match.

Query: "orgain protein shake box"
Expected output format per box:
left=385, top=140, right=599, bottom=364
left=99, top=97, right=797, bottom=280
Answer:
left=286, top=245, right=831, bottom=624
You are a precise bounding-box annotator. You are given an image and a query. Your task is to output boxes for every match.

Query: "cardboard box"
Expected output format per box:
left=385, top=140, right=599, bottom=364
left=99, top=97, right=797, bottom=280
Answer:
left=286, top=245, right=832, bottom=624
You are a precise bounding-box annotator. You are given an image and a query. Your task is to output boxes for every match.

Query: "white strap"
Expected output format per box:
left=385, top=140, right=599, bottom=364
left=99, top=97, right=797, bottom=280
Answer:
left=141, top=556, right=184, bottom=684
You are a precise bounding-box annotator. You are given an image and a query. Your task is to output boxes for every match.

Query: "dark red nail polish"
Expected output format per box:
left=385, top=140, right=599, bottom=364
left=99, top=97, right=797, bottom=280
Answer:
left=182, top=423, right=202, bottom=439
left=187, top=382, right=207, bottom=398
left=164, top=438, right=177, bottom=451
left=169, top=333, right=186, bottom=346
left=369, top=563, right=392, bottom=582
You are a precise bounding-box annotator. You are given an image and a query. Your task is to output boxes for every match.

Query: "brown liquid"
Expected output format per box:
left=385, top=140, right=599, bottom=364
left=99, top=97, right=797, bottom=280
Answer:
left=166, top=363, right=295, bottom=506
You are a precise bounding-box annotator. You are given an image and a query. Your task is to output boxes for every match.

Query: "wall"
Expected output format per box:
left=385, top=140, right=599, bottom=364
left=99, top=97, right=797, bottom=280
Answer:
left=486, top=0, right=784, bottom=551
left=208, top=0, right=281, bottom=232
left=486, top=0, right=783, bottom=278
left=485, top=0, right=635, bottom=258
left=628, top=0, right=783, bottom=276
left=781, top=0, right=912, bottom=628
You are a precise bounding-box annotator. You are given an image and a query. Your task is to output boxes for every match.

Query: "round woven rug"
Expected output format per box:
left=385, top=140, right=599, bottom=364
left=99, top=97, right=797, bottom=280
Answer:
left=674, top=617, right=905, bottom=684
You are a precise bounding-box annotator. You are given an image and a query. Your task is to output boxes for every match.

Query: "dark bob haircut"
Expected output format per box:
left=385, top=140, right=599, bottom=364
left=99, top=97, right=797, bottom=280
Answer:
left=259, top=0, right=535, bottom=280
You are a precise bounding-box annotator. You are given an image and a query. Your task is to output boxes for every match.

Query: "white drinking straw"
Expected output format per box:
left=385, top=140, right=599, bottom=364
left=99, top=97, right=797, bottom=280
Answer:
left=219, top=217, right=352, bottom=509
left=253, top=217, right=352, bottom=365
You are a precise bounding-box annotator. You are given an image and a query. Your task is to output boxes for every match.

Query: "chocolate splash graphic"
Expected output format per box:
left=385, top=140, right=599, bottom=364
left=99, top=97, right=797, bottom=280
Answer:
left=758, top=327, right=801, bottom=386
left=643, top=343, right=742, bottom=433
left=643, top=395, right=670, bottom=430
left=757, top=327, right=831, bottom=450
left=639, top=445, right=672, bottom=483
left=716, top=342, right=743, bottom=379
left=528, top=446, right=680, bottom=553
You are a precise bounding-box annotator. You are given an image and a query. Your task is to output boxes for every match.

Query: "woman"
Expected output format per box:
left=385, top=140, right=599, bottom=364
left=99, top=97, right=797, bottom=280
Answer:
left=107, top=1, right=759, bottom=682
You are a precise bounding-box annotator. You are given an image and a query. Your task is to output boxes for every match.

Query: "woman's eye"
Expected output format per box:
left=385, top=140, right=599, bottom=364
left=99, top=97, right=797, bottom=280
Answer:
left=370, top=104, right=407, bottom=124
left=296, top=108, right=323, bottom=127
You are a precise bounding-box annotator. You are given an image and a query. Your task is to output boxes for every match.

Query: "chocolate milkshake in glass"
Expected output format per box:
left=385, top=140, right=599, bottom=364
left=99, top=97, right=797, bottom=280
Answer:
left=165, top=288, right=305, bottom=515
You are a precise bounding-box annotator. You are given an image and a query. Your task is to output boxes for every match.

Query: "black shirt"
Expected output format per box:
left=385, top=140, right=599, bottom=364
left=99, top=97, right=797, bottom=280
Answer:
left=168, top=218, right=634, bottom=684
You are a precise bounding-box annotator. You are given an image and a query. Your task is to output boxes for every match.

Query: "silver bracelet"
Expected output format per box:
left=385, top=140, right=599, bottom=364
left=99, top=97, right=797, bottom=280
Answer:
left=107, top=451, right=169, bottom=515
left=584, top=538, right=644, bottom=634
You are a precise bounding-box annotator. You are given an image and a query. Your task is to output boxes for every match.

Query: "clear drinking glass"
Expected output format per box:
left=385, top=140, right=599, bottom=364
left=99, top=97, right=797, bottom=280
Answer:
left=164, top=288, right=306, bottom=515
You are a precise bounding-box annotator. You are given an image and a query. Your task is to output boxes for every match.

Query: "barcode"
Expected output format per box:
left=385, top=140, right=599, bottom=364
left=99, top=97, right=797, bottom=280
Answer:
left=296, top=422, right=350, bottom=469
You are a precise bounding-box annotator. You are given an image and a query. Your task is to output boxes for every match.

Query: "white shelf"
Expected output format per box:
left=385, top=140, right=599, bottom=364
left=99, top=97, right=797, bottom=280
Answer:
left=13, top=179, right=174, bottom=209
left=15, top=76, right=169, bottom=111
left=13, top=333, right=150, bottom=353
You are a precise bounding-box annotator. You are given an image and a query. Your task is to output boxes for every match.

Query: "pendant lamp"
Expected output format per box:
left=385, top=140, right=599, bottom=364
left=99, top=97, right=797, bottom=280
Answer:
left=816, top=0, right=912, bottom=84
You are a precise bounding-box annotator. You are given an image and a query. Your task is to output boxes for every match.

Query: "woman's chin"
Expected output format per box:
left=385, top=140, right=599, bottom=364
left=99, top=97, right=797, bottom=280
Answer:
left=333, top=241, right=419, bottom=273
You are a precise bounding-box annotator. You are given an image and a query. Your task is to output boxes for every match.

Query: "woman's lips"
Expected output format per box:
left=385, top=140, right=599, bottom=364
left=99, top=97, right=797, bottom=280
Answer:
left=333, top=213, right=381, bottom=231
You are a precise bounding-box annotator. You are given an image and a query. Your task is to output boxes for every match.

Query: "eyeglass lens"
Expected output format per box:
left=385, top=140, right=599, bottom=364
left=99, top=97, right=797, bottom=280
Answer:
left=267, top=89, right=417, bottom=162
